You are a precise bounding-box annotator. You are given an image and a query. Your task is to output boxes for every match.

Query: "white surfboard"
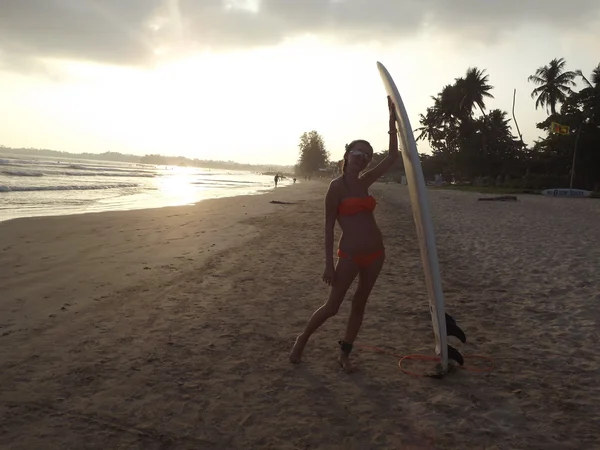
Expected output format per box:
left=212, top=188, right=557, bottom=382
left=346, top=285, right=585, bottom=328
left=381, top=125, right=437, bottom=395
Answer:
left=376, top=61, right=451, bottom=373
left=542, top=188, right=592, bottom=198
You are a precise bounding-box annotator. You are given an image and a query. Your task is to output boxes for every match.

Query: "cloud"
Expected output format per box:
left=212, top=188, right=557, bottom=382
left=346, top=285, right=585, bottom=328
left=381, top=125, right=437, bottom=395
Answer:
left=1, top=0, right=599, bottom=70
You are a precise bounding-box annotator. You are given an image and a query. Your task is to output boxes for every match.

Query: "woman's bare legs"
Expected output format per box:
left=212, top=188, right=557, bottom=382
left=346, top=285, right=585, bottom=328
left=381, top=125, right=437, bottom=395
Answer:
left=338, top=254, right=385, bottom=372
left=289, top=258, right=359, bottom=363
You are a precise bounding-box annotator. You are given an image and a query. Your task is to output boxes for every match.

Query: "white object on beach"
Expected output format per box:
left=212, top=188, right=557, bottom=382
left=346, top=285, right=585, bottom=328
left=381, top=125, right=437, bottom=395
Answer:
left=376, top=61, right=450, bottom=373
left=542, top=188, right=592, bottom=198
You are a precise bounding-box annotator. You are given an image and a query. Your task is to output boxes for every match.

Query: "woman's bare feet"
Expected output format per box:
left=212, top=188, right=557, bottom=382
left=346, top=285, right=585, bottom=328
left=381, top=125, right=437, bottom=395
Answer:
left=289, top=336, right=307, bottom=363
left=338, top=352, right=357, bottom=373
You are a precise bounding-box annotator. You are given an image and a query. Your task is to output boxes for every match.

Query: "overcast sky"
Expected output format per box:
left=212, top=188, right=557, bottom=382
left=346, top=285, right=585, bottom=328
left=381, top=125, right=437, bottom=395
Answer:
left=1, top=0, right=599, bottom=165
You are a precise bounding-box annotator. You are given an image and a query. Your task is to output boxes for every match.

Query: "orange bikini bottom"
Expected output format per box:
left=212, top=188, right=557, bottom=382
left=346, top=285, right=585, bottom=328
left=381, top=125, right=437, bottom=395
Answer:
left=337, top=249, right=384, bottom=268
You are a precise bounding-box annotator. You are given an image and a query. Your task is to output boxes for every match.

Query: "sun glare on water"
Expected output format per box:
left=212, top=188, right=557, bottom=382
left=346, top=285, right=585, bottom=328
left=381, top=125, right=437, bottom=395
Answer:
left=153, top=166, right=201, bottom=206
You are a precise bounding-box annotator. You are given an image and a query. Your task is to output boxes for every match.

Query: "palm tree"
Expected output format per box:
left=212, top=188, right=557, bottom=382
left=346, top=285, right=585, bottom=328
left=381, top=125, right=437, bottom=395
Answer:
left=576, top=63, right=600, bottom=90
left=575, top=63, right=600, bottom=125
left=455, top=67, right=495, bottom=118
left=527, top=58, right=577, bottom=115
left=417, top=71, right=495, bottom=155
left=438, top=84, right=462, bottom=119
left=416, top=88, right=457, bottom=142
left=416, top=109, right=440, bottom=143
left=416, top=97, right=461, bottom=156
left=484, top=109, right=512, bottom=138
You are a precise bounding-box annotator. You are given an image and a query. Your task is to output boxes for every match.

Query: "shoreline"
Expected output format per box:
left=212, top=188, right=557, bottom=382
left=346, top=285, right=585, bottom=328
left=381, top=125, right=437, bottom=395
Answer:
left=0, top=179, right=296, bottom=224
left=1, top=152, right=297, bottom=223
left=1, top=183, right=599, bottom=449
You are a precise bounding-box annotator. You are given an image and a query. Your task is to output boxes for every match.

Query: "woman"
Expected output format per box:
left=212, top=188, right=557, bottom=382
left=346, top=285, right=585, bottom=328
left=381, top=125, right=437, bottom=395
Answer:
left=289, top=96, right=400, bottom=372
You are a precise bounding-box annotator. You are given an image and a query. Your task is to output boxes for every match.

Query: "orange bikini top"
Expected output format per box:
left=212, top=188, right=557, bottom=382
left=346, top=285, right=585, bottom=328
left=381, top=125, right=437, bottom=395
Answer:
left=338, top=196, right=377, bottom=216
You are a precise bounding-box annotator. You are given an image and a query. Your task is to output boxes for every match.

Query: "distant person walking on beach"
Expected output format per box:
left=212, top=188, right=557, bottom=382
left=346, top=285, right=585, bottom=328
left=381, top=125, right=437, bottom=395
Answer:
left=289, top=96, right=400, bottom=372
left=274, top=174, right=279, bottom=187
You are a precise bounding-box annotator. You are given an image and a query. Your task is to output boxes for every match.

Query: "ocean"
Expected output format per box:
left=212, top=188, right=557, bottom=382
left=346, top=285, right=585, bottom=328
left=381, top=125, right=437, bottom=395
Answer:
left=0, top=153, right=291, bottom=222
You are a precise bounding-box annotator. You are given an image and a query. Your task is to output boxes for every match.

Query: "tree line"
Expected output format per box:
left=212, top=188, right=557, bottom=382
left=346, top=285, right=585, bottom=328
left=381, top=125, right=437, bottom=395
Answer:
left=0, top=146, right=293, bottom=173
left=296, top=58, right=600, bottom=191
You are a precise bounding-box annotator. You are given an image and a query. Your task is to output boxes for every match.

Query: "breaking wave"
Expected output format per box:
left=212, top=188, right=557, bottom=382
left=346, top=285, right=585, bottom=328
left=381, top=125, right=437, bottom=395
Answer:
left=0, top=183, right=140, bottom=193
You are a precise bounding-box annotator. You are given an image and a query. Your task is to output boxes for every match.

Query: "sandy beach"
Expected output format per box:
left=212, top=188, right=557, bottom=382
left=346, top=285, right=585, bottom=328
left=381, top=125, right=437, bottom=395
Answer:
left=1, top=182, right=599, bottom=449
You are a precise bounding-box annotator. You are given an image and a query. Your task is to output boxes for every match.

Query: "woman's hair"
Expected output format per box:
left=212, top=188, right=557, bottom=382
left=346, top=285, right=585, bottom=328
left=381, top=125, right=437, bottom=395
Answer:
left=342, top=139, right=373, bottom=174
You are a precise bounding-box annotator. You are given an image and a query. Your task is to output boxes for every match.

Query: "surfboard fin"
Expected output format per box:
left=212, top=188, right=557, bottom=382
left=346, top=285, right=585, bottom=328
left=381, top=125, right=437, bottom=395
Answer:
left=448, top=344, right=464, bottom=366
left=446, top=314, right=465, bottom=366
left=445, top=313, right=466, bottom=343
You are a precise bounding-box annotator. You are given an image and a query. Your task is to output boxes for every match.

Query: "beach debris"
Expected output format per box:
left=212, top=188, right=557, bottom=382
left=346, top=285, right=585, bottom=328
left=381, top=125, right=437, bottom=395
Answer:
left=478, top=195, right=518, bottom=202
left=270, top=200, right=296, bottom=205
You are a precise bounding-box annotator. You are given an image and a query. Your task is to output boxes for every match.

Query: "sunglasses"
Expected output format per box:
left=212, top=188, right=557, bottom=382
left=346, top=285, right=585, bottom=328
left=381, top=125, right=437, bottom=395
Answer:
left=349, top=149, right=372, bottom=160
